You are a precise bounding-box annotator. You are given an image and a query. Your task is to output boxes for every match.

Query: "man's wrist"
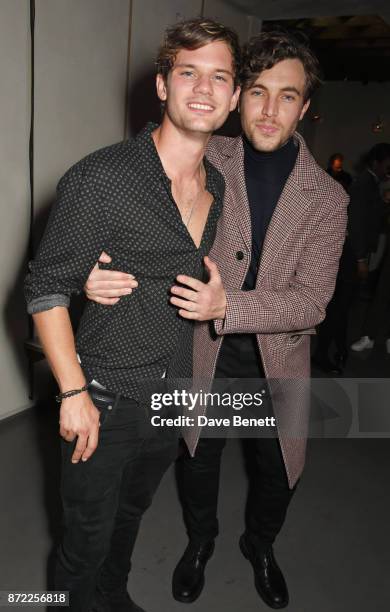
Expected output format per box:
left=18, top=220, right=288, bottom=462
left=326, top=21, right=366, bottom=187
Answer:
left=58, top=375, right=87, bottom=394
left=56, top=384, right=89, bottom=403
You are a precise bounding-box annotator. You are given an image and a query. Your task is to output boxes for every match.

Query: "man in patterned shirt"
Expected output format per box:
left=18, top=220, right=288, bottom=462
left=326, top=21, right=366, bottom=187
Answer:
left=86, top=30, right=348, bottom=610
left=24, top=18, right=240, bottom=612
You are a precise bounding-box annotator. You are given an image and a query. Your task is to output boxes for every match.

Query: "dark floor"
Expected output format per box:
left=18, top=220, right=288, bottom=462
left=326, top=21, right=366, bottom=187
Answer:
left=1, top=297, right=389, bottom=612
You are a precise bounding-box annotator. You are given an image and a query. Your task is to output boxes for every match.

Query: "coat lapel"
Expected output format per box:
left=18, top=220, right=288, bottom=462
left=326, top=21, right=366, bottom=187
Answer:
left=257, top=133, right=319, bottom=283
left=209, top=132, right=320, bottom=281
left=220, top=137, right=252, bottom=251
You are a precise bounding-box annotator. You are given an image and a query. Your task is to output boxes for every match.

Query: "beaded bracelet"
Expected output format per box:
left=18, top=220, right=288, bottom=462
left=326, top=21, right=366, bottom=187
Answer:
left=55, top=383, right=89, bottom=403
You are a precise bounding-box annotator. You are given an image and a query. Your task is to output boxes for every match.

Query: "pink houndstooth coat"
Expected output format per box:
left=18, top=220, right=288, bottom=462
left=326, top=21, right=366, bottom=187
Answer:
left=184, top=132, right=349, bottom=488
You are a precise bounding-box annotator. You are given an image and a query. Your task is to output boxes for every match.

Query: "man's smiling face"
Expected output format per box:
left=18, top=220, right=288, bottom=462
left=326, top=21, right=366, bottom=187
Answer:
left=156, top=41, right=240, bottom=136
left=239, top=58, right=310, bottom=152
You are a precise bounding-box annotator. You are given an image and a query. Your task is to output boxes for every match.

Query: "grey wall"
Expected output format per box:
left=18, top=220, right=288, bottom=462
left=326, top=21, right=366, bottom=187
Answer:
left=34, top=0, right=131, bottom=225
left=126, top=0, right=203, bottom=136
left=0, top=0, right=130, bottom=419
left=204, top=0, right=261, bottom=42
left=0, top=0, right=30, bottom=420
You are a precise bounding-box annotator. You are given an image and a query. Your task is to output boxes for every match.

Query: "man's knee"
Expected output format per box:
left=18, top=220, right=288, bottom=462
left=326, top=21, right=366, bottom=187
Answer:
left=59, top=524, right=112, bottom=572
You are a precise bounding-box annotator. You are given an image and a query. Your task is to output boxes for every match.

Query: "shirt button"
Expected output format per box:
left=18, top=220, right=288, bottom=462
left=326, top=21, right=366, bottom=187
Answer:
left=236, top=251, right=245, bottom=261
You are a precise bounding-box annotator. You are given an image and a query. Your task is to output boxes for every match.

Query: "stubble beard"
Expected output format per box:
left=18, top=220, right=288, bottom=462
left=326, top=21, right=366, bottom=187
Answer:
left=247, top=130, right=283, bottom=153
left=246, top=121, right=298, bottom=153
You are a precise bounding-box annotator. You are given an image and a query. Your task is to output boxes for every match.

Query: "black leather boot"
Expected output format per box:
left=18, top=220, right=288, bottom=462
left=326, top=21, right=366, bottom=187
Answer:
left=239, top=533, right=289, bottom=609
left=172, top=540, right=215, bottom=603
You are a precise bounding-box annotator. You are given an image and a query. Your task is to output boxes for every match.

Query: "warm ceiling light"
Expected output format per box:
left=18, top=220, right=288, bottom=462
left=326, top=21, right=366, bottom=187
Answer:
left=372, top=117, right=384, bottom=133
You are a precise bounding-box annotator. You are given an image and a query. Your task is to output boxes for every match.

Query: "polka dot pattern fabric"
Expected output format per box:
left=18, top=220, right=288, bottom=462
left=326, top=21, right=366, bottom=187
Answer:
left=25, top=123, right=224, bottom=398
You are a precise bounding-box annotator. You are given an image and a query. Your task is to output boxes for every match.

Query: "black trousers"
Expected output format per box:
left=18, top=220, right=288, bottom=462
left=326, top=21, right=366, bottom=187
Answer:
left=54, top=388, right=177, bottom=612
left=315, top=277, right=356, bottom=357
left=176, top=335, right=296, bottom=549
left=364, top=246, right=390, bottom=339
left=314, top=239, right=358, bottom=358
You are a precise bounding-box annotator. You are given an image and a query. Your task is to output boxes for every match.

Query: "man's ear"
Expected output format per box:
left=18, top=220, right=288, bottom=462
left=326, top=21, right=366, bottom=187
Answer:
left=237, top=88, right=244, bottom=114
left=230, top=85, right=241, bottom=112
left=156, top=73, right=167, bottom=102
left=299, top=98, right=310, bottom=121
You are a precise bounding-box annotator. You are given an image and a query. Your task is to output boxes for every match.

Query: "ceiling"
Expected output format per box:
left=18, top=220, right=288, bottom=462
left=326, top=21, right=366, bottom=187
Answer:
left=263, top=14, right=390, bottom=81
left=226, top=0, right=389, bottom=21
left=223, top=1, right=390, bottom=82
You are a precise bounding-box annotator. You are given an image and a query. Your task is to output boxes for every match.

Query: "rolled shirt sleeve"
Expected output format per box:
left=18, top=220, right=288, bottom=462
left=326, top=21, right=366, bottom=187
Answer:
left=27, top=293, right=70, bottom=315
left=25, top=158, right=108, bottom=313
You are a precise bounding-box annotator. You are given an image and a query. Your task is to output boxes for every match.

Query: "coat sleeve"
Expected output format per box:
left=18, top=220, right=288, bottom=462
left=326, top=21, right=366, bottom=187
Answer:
left=214, top=195, right=348, bottom=335
left=24, top=160, right=108, bottom=313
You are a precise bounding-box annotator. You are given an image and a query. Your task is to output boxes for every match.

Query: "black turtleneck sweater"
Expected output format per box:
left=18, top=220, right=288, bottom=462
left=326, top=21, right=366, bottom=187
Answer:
left=242, top=134, right=298, bottom=290
left=216, top=135, right=299, bottom=379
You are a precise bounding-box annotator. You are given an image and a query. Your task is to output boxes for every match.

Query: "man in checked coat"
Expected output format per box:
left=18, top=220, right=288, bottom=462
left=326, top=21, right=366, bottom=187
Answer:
left=86, top=30, right=348, bottom=609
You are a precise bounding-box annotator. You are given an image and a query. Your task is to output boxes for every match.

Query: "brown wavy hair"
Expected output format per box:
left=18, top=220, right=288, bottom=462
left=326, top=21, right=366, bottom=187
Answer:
left=241, top=29, right=322, bottom=101
left=156, top=17, right=241, bottom=87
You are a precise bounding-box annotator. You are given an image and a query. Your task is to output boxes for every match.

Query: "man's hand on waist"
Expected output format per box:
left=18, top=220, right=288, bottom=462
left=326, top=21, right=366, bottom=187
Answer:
left=170, top=256, right=227, bottom=321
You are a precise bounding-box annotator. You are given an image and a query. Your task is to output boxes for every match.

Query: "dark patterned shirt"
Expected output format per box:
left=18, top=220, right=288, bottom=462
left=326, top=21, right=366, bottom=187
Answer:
left=25, top=123, right=224, bottom=398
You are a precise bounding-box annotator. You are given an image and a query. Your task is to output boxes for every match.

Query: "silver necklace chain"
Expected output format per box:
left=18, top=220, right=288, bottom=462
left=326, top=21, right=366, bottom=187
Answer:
left=182, top=165, right=206, bottom=228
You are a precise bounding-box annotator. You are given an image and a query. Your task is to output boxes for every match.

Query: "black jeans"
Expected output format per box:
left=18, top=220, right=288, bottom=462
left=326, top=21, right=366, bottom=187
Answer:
left=176, top=334, right=296, bottom=549
left=54, top=387, right=178, bottom=612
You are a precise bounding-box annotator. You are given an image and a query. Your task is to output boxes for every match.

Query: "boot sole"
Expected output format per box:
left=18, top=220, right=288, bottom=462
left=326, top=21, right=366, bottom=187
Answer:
left=172, top=574, right=205, bottom=604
